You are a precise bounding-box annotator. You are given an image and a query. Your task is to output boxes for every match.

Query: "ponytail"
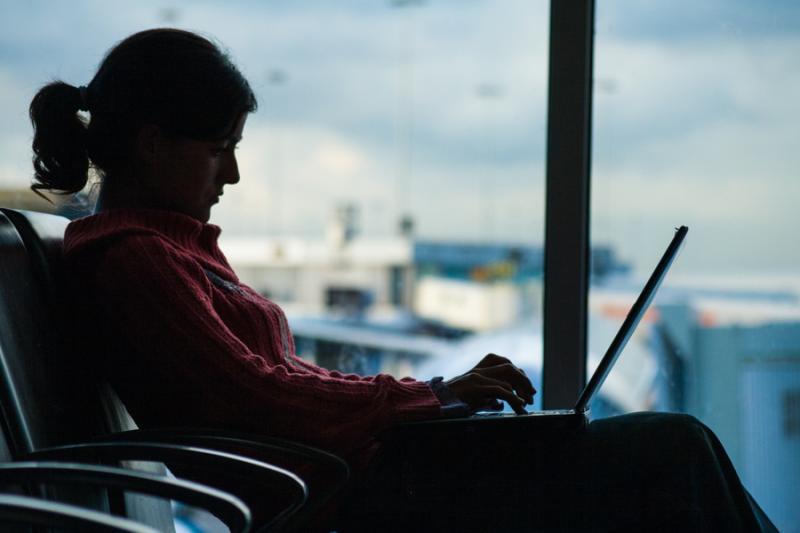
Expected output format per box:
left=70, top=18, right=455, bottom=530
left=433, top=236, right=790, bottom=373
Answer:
left=29, top=81, right=91, bottom=196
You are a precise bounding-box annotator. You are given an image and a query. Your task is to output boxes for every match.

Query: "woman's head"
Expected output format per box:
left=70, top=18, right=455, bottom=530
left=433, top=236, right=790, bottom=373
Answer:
left=29, top=28, right=257, bottom=220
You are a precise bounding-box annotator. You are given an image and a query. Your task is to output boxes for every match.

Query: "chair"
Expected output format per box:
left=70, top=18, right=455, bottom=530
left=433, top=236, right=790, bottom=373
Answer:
left=0, top=461, right=252, bottom=532
left=0, top=493, right=160, bottom=532
left=0, top=373, right=252, bottom=532
left=0, top=207, right=348, bottom=531
left=0, top=209, right=304, bottom=530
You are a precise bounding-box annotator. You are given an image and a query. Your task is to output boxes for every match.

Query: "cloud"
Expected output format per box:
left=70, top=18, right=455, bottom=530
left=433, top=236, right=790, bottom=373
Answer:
left=594, top=36, right=800, bottom=151
left=596, top=0, right=800, bottom=42
left=1, top=0, right=798, bottom=273
left=213, top=118, right=546, bottom=243
left=591, top=30, right=800, bottom=271
left=211, top=121, right=395, bottom=236
left=0, top=68, right=35, bottom=187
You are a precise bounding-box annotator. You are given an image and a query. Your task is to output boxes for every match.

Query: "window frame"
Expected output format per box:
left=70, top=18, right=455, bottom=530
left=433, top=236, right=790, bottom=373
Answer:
left=542, top=0, right=595, bottom=409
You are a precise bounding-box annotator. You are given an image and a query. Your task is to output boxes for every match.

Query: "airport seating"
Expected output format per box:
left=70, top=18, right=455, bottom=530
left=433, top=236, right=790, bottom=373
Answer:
left=0, top=208, right=348, bottom=531
left=0, top=404, right=252, bottom=532
left=0, top=459, right=252, bottom=532
left=0, top=492, right=164, bottom=532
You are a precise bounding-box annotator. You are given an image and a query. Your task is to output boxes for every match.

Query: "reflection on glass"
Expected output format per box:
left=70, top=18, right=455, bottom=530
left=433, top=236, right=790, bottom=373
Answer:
left=591, top=2, right=800, bottom=530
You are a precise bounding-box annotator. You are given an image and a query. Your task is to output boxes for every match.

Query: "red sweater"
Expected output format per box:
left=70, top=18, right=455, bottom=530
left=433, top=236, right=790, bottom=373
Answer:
left=63, top=208, right=442, bottom=466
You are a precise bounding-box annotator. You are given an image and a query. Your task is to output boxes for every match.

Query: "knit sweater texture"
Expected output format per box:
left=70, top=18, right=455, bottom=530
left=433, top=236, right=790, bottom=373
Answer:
left=63, top=208, right=442, bottom=465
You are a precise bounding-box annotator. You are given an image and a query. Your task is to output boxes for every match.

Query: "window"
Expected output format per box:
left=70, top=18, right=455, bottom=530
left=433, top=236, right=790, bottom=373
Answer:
left=591, top=1, right=800, bottom=529
left=0, top=1, right=550, bottom=391
left=2, top=3, right=553, bottom=530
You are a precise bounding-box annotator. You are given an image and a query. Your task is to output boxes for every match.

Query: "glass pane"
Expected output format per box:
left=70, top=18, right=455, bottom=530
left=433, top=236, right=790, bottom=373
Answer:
left=591, top=1, right=800, bottom=529
left=1, top=2, right=549, bottom=393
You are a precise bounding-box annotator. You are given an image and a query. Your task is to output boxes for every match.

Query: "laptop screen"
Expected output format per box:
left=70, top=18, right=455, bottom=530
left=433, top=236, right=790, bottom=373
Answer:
left=574, top=225, right=688, bottom=413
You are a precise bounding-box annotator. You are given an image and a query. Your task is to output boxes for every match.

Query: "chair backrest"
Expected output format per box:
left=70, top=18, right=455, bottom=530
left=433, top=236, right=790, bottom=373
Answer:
left=0, top=209, right=104, bottom=455
left=0, top=208, right=142, bottom=442
left=0, top=208, right=174, bottom=531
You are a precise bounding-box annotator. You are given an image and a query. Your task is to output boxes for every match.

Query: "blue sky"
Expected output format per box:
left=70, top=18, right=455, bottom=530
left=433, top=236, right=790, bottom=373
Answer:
left=1, top=0, right=798, bottom=274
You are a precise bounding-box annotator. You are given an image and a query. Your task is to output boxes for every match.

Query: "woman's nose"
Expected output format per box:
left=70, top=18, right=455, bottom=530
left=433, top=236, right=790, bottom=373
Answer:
left=222, top=155, right=240, bottom=184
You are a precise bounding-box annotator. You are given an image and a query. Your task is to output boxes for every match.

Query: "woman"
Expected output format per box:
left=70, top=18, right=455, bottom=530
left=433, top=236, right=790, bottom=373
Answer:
left=29, top=28, right=771, bottom=531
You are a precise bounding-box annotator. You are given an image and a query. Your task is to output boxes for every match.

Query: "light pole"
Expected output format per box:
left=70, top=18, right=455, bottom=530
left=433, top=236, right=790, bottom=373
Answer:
left=266, top=68, right=287, bottom=236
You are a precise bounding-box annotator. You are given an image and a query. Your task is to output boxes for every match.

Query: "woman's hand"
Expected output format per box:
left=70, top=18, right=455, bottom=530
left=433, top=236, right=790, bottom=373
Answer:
left=444, top=353, right=536, bottom=414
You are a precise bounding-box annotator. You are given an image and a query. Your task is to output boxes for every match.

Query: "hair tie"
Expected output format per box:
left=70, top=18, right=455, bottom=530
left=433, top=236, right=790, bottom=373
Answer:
left=78, top=85, right=90, bottom=111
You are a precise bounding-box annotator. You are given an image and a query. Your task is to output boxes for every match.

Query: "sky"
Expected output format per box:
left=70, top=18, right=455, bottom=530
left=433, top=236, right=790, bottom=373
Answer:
left=0, top=0, right=798, bottom=275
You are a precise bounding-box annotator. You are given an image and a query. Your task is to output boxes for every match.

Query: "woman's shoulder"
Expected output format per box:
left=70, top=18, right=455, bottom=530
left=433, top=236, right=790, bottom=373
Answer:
left=64, top=208, right=218, bottom=258
left=64, top=208, right=235, bottom=291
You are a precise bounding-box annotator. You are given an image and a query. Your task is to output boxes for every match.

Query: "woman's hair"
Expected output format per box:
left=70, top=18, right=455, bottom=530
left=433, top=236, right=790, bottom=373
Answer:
left=29, top=28, right=258, bottom=196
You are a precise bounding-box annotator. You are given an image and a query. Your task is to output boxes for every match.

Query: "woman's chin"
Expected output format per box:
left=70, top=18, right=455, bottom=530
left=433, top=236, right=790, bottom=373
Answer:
left=178, top=205, right=212, bottom=223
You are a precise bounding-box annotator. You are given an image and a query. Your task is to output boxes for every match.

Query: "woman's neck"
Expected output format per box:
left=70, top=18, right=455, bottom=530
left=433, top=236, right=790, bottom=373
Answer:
left=95, top=178, right=156, bottom=214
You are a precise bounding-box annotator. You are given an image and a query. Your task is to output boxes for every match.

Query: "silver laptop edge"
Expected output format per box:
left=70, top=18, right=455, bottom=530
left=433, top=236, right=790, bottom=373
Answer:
left=573, top=225, right=688, bottom=413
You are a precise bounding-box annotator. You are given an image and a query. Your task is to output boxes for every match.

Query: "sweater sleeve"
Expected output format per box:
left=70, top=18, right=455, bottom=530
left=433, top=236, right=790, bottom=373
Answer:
left=90, top=235, right=442, bottom=458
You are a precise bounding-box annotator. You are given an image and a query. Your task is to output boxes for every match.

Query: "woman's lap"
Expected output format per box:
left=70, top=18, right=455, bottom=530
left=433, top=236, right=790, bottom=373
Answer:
left=340, top=412, right=762, bottom=532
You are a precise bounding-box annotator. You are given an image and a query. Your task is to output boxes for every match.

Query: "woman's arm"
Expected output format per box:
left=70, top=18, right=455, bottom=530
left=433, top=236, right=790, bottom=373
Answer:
left=85, top=235, right=442, bottom=458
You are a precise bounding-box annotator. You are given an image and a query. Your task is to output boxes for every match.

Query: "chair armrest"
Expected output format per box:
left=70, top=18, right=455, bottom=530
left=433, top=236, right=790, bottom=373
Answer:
left=25, top=441, right=306, bottom=531
left=0, top=493, right=158, bottom=533
left=93, top=428, right=349, bottom=515
left=94, top=428, right=348, bottom=485
left=0, top=461, right=250, bottom=533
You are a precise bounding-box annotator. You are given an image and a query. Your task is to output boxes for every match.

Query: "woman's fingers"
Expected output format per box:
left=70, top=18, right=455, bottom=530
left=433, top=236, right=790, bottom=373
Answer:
left=473, top=363, right=536, bottom=405
left=445, top=372, right=528, bottom=414
left=484, top=382, right=527, bottom=414
left=479, top=399, right=504, bottom=411
left=446, top=354, right=538, bottom=414
left=474, top=352, right=512, bottom=369
left=471, top=354, right=536, bottom=404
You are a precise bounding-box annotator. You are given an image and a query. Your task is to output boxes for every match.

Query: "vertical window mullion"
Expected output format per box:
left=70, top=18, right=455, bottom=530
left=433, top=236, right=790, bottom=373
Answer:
left=542, top=0, right=595, bottom=409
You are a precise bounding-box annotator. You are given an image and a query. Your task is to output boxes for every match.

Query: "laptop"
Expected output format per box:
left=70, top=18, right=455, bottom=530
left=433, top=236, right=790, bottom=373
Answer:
left=384, top=225, right=688, bottom=436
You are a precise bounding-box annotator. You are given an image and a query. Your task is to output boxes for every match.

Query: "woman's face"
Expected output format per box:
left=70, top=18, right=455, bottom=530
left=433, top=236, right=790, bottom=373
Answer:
left=147, top=113, right=248, bottom=222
